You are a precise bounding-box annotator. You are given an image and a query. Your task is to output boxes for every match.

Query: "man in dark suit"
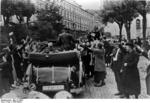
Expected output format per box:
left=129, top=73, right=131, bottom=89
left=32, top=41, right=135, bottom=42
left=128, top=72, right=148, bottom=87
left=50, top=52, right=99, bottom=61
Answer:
left=111, top=44, right=127, bottom=96
left=121, top=42, right=141, bottom=98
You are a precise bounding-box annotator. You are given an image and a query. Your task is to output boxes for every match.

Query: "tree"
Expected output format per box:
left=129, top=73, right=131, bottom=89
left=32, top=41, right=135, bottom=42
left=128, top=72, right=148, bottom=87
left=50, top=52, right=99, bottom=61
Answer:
left=1, top=0, right=15, bottom=25
left=122, top=0, right=139, bottom=41
left=37, top=2, right=64, bottom=34
left=1, top=0, right=35, bottom=44
left=135, top=0, right=148, bottom=42
left=99, top=0, right=139, bottom=41
left=14, top=2, right=25, bottom=24
left=23, top=1, right=35, bottom=25
left=1, top=0, right=35, bottom=25
left=29, top=21, right=55, bottom=41
left=100, top=1, right=124, bottom=42
left=14, top=0, right=35, bottom=24
left=34, top=2, right=64, bottom=40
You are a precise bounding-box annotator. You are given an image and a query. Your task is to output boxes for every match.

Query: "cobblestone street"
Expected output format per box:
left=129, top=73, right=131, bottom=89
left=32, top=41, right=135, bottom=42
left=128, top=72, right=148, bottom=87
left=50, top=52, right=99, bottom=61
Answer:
left=79, top=56, right=150, bottom=99
left=1, top=0, right=150, bottom=100
left=1, top=56, right=150, bottom=99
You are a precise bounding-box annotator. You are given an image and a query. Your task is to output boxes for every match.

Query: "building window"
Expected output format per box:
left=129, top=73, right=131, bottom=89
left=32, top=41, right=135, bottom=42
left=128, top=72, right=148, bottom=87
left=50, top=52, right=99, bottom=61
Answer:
left=136, top=19, right=141, bottom=30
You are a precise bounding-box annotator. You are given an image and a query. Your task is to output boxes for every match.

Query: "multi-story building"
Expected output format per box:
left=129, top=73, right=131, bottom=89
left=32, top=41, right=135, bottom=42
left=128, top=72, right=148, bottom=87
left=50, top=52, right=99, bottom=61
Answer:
left=35, top=0, right=96, bottom=32
left=1, top=0, right=97, bottom=32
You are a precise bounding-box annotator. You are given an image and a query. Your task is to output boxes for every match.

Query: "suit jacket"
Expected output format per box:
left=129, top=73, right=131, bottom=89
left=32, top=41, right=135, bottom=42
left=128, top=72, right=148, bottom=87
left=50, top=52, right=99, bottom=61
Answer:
left=111, top=47, right=126, bottom=71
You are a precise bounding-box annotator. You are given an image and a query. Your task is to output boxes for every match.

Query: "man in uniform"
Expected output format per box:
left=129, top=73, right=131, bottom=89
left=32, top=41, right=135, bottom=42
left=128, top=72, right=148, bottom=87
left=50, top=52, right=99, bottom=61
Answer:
left=121, top=42, right=141, bottom=98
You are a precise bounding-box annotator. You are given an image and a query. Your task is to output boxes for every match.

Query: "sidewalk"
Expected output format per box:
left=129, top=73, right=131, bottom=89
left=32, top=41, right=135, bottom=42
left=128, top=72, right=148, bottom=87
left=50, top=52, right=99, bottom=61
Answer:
left=82, top=56, right=150, bottom=99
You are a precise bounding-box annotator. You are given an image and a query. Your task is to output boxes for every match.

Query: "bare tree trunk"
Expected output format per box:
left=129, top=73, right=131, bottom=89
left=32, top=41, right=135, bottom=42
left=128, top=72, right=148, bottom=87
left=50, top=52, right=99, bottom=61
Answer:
left=118, top=23, right=123, bottom=42
left=125, top=22, right=131, bottom=41
left=142, top=13, right=148, bottom=51
left=142, top=14, right=147, bottom=42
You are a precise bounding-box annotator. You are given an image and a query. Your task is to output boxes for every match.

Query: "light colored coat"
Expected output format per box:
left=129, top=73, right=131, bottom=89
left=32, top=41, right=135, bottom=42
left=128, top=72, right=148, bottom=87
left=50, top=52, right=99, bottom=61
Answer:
left=93, top=48, right=106, bottom=72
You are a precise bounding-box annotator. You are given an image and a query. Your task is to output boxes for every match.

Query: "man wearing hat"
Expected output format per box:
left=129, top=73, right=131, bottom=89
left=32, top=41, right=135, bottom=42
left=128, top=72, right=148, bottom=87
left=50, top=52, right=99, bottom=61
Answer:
left=111, top=43, right=127, bottom=96
left=120, top=42, right=141, bottom=98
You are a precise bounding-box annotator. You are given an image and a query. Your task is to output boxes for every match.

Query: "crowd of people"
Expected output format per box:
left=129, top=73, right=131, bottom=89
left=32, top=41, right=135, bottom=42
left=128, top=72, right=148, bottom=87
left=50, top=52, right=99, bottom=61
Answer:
left=76, top=33, right=147, bottom=98
left=0, top=30, right=149, bottom=98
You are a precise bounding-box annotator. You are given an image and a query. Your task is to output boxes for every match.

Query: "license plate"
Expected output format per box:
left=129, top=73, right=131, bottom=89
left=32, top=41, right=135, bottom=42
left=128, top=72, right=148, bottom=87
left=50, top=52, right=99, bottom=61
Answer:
left=42, top=85, right=64, bottom=91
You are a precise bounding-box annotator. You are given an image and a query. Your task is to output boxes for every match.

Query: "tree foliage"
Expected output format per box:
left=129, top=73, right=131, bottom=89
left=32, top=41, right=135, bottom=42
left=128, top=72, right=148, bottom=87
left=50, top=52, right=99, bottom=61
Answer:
left=13, top=0, right=35, bottom=24
left=29, top=21, right=56, bottom=41
left=1, top=0, right=36, bottom=44
left=1, top=0, right=15, bottom=25
left=37, top=2, right=64, bottom=34
left=99, top=1, right=124, bottom=41
left=99, top=0, right=139, bottom=41
left=1, top=0, right=35, bottom=25
left=30, top=2, right=64, bottom=41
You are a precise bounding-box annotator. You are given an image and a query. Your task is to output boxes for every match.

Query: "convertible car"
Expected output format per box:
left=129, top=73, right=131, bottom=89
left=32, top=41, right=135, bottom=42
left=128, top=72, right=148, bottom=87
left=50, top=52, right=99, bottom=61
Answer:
left=25, top=51, right=85, bottom=97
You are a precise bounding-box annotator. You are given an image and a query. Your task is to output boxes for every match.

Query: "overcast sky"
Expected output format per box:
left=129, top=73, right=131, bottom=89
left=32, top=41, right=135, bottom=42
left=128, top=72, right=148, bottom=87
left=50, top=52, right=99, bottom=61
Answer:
left=74, top=0, right=104, bottom=10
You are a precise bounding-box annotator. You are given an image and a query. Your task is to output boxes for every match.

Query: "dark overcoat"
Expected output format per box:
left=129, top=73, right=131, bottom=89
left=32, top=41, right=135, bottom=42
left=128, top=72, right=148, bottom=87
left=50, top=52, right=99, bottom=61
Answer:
left=111, top=47, right=126, bottom=92
left=121, top=50, right=141, bottom=95
left=0, top=53, right=13, bottom=95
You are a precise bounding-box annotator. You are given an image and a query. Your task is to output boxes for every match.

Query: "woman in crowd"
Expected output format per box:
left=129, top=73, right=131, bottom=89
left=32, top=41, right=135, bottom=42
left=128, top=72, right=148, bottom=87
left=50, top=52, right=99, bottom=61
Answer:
left=90, top=43, right=106, bottom=87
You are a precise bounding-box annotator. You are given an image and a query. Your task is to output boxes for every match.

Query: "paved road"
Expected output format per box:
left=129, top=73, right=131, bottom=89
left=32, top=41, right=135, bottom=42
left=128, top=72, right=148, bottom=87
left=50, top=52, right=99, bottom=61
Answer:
left=78, top=56, right=150, bottom=99
left=1, top=56, right=150, bottom=99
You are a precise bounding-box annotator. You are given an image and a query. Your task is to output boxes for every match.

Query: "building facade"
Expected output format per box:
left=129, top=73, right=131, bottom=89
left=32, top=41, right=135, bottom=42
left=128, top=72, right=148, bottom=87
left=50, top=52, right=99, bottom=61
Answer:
left=104, top=13, right=150, bottom=39
left=1, top=0, right=97, bottom=32
left=130, top=13, right=150, bottom=39
left=103, top=0, right=150, bottom=39
left=35, top=0, right=96, bottom=32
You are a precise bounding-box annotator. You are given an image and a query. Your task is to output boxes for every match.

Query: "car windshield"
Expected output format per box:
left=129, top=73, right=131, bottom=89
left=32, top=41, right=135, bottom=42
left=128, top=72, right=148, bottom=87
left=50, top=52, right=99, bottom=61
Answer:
left=34, top=67, right=70, bottom=83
